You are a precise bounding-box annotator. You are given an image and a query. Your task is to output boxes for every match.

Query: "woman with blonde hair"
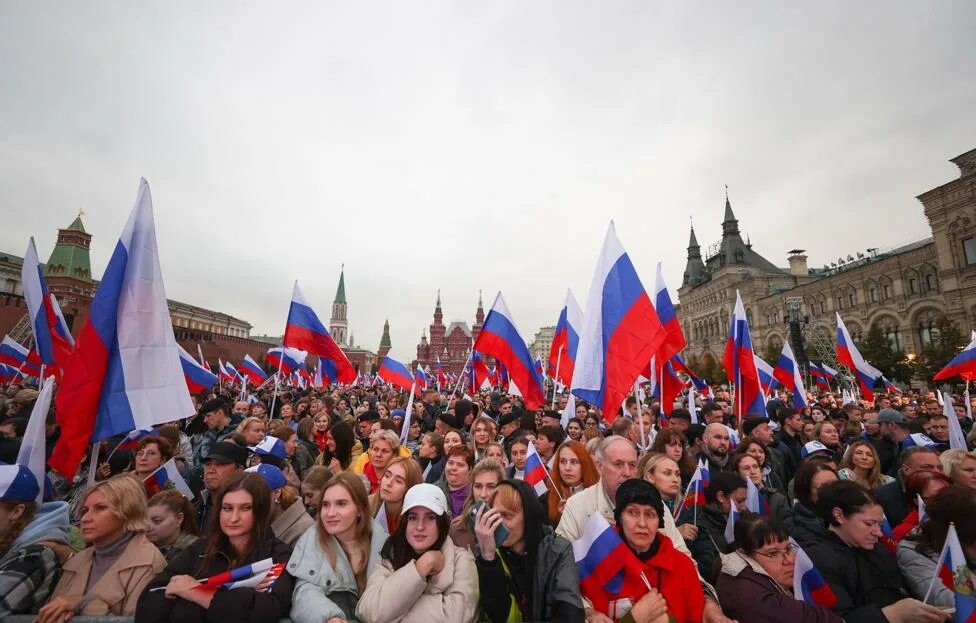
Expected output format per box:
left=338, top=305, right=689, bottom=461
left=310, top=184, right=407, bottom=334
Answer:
left=369, top=456, right=423, bottom=534
left=469, top=415, right=497, bottom=462
left=237, top=416, right=267, bottom=447
left=39, top=474, right=165, bottom=622
left=450, top=459, right=505, bottom=550
left=939, top=448, right=976, bottom=490
left=300, top=465, right=333, bottom=517
left=352, top=429, right=402, bottom=494
left=838, top=440, right=894, bottom=489
left=289, top=472, right=388, bottom=623
left=546, top=441, right=599, bottom=527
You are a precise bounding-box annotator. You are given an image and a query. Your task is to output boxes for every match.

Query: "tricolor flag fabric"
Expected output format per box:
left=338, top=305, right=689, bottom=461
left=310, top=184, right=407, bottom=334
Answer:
left=548, top=288, right=582, bottom=388
left=283, top=281, right=356, bottom=383
left=522, top=440, right=549, bottom=496
left=836, top=313, right=882, bottom=401
left=674, top=460, right=707, bottom=518
left=240, top=354, right=269, bottom=385
left=21, top=237, right=74, bottom=371
left=436, top=358, right=447, bottom=389
left=723, top=292, right=765, bottom=420
left=670, top=353, right=708, bottom=394
left=111, top=428, right=156, bottom=456
left=934, top=337, right=976, bottom=382
left=0, top=363, right=24, bottom=384
left=377, top=352, right=416, bottom=394
left=470, top=351, right=491, bottom=393
left=880, top=515, right=897, bottom=553
left=218, top=359, right=236, bottom=383
left=0, top=335, right=29, bottom=368
left=473, top=292, right=546, bottom=409
left=414, top=364, right=428, bottom=391
left=935, top=523, right=976, bottom=623
left=572, top=513, right=645, bottom=618
left=197, top=344, right=210, bottom=372
left=773, top=341, right=808, bottom=408
left=655, top=360, right=685, bottom=417
left=791, top=538, right=837, bottom=608
left=745, top=476, right=770, bottom=516
left=314, top=357, right=337, bottom=388
left=534, top=356, right=545, bottom=383
left=572, top=223, right=667, bottom=422
left=194, top=558, right=285, bottom=593
left=178, top=344, right=218, bottom=394
left=16, top=376, right=55, bottom=503
left=50, top=179, right=195, bottom=478
left=754, top=355, right=778, bottom=397
left=654, top=262, right=686, bottom=363
left=144, top=458, right=194, bottom=500
left=808, top=362, right=834, bottom=391
left=943, top=391, right=969, bottom=451
left=724, top=505, right=740, bottom=543
left=881, top=376, right=901, bottom=394
left=265, top=346, right=307, bottom=375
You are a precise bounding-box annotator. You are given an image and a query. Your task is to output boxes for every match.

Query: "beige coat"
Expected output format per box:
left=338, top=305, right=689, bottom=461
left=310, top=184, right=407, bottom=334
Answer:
left=51, top=532, right=165, bottom=616
left=356, top=537, right=478, bottom=623
left=272, top=499, right=315, bottom=547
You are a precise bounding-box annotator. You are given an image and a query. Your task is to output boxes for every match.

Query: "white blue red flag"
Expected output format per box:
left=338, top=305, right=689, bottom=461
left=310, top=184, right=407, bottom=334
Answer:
left=573, top=513, right=644, bottom=617
left=935, top=337, right=976, bottom=382
left=723, top=292, right=765, bottom=421
left=548, top=288, right=582, bottom=388
left=654, top=262, right=686, bottom=363
left=414, top=364, right=428, bottom=391
left=21, top=237, right=74, bottom=370
left=144, top=458, right=194, bottom=500
left=522, top=440, right=549, bottom=496
left=808, top=362, right=834, bottom=391
left=197, top=344, right=210, bottom=372
left=16, top=377, right=54, bottom=503
left=178, top=345, right=218, bottom=394
left=378, top=352, right=416, bottom=394
left=836, top=313, right=882, bottom=401
left=745, top=476, right=770, bottom=516
left=435, top=358, right=447, bottom=390
left=473, top=292, right=546, bottom=409
left=791, top=538, right=837, bottom=608
left=0, top=335, right=28, bottom=368
left=218, top=359, right=236, bottom=383
left=674, top=460, right=707, bottom=519
left=754, top=355, right=778, bottom=396
left=283, top=281, right=356, bottom=383
left=935, top=523, right=976, bottom=622
left=942, top=391, right=969, bottom=451
left=881, top=376, right=901, bottom=394
left=265, top=346, right=307, bottom=375
left=50, top=179, right=195, bottom=478
left=194, top=558, right=285, bottom=593
left=572, top=223, right=667, bottom=422
left=240, top=354, right=269, bottom=385
left=773, top=341, right=807, bottom=408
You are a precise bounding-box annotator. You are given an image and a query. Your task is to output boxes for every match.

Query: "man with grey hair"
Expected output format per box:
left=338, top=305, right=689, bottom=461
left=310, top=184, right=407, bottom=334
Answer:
left=556, top=436, right=732, bottom=623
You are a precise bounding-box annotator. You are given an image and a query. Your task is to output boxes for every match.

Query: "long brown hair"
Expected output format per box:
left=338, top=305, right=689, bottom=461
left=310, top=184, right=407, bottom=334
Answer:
left=148, top=489, right=199, bottom=536
left=650, top=428, right=694, bottom=475
left=840, top=440, right=884, bottom=488
left=316, top=472, right=372, bottom=587
left=202, top=472, right=271, bottom=570
left=548, top=441, right=599, bottom=525
left=0, top=500, right=37, bottom=557
left=368, top=456, right=422, bottom=517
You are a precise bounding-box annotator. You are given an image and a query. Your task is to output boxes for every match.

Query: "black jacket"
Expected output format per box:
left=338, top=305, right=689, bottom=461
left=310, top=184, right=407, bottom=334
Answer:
left=136, top=534, right=294, bottom=623
left=805, top=530, right=908, bottom=623
left=677, top=503, right=728, bottom=584
left=874, top=479, right=909, bottom=528
left=869, top=436, right=900, bottom=478
left=782, top=502, right=828, bottom=549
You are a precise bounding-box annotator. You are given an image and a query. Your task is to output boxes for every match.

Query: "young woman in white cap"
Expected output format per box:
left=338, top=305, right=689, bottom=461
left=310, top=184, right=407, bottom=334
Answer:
left=0, top=464, right=73, bottom=617
left=356, top=483, right=479, bottom=623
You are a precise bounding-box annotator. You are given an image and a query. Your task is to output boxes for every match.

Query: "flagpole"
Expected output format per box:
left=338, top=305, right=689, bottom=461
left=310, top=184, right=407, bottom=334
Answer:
left=448, top=349, right=472, bottom=404
left=922, top=522, right=952, bottom=603
left=268, top=353, right=285, bottom=417
left=551, top=346, right=563, bottom=409
left=633, top=379, right=647, bottom=452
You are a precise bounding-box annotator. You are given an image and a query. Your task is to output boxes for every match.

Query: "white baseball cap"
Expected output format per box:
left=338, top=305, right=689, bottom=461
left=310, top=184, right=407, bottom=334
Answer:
left=401, top=483, right=449, bottom=517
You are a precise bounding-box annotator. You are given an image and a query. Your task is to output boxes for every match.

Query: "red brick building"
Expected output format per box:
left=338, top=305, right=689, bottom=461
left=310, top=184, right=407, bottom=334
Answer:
left=414, top=291, right=484, bottom=375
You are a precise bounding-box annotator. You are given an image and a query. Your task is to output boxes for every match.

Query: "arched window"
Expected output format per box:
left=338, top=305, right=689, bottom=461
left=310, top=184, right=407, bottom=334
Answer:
left=926, top=274, right=938, bottom=291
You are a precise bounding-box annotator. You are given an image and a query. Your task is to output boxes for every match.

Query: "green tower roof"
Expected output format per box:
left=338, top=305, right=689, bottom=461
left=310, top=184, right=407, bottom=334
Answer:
left=335, top=267, right=346, bottom=304
left=44, top=216, right=93, bottom=282
left=379, top=319, right=391, bottom=348
left=66, top=216, right=87, bottom=233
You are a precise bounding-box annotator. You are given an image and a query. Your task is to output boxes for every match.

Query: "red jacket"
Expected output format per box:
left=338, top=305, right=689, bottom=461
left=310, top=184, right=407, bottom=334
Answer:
left=602, top=531, right=704, bottom=623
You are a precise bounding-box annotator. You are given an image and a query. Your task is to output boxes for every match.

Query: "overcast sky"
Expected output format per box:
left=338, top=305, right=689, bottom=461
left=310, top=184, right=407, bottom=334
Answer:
left=2, top=2, right=974, bottom=353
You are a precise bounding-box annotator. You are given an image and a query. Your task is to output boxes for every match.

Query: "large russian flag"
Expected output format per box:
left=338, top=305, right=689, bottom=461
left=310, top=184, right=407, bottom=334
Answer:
left=50, top=179, right=195, bottom=478
left=0, top=335, right=29, bottom=368
left=548, top=288, right=582, bottom=388
left=240, top=354, right=269, bottom=385
left=773, top=341, right=807, bottom=408
left=572, top=223, right=667, bottom=421
left=21, top=237, right=74, bottom=370
left=654, top=262, right=686, bottom=363
left=266, top=346, right=307, bottom=375
left=414, top=364, right=429, bottom=391
left=723, top=292, right=765, bottom=421
left=178, top=344, right=218, bottom=394
left=378, top=352, right=416, bottom=394
left=283, top=282, right=356, bottom=384
left=836, top=313, right=882, bottom=401
left=934, top=337, right=976, bottom=382
left=473, top=292, right=546, bottom=410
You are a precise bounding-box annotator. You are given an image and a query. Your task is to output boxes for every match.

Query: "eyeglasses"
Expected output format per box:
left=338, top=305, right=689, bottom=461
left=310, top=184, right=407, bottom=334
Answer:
left=135, top=449, right=160, bottom=458
left=753, top=543, right=799, bottom=560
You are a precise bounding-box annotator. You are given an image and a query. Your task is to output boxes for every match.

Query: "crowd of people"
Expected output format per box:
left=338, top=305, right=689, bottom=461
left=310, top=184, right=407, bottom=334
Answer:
left=0, top=379, right=974, bottom=623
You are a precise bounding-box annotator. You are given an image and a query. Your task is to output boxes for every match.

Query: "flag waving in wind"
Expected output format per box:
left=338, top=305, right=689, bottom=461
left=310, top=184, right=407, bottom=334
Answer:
left=283, top=281, right=356, bottom=383
left=572, top=223, right=667, bottom=422
left=50, top=179, right=194, bottom=478
left=773, top=341, right=808, bottom=408
left=723, top=292, right=765, bottom=421
left=548, top=288, right=583, bottom=388
left=473, top=292, right=545, bottom=409
left=836, top=313, right=882, bottom=401
left=377, top=352, right=416, bottom=394
left=654, top=262, right=686, bottom=363
left=178, top=344, right=218, bottom=394
left=22, top=237, right=74, bottom=371
left=934, top=336, right=976, bottom=382
left=240, top=354, right=269, bottom=385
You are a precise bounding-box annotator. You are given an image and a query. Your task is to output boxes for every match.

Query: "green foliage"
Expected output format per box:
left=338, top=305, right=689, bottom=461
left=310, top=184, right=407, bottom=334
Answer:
left=761, top=340, right=781, bottom=366
left=914, top=316, right=968, bottom=384
left=857, top=325, right=914, bottom=384
left=685, top=353, right=728, bottom=386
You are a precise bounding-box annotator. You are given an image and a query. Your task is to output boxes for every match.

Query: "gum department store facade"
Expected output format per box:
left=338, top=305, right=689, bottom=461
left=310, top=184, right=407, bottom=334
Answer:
left=678, top=147, right=976, bottom=371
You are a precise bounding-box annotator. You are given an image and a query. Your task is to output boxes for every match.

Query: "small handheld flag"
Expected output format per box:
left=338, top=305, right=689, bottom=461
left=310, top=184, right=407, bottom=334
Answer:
left=791, top=538, right=837, bottom=608
left=522, top=440, right=550, bottom=496
left=144, top=458, right=194, bottom=500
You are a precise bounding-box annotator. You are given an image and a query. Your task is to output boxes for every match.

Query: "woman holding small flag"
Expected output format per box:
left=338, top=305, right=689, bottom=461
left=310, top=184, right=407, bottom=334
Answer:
left=804, top=480, right=950, bottom=623
left=136, top=472, right=294, bottom=623
left=41, top=475, right=166, bottom=622
left=131, top=436, right=174, bottom=481
left=715, top=513, right=843, bottom=623
left=356, top=483, right=479, bottom=623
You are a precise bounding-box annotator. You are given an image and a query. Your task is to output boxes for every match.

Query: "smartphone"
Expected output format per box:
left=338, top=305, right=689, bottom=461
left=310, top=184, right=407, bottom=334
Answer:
left=469, top=500, right=510, bottom=546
